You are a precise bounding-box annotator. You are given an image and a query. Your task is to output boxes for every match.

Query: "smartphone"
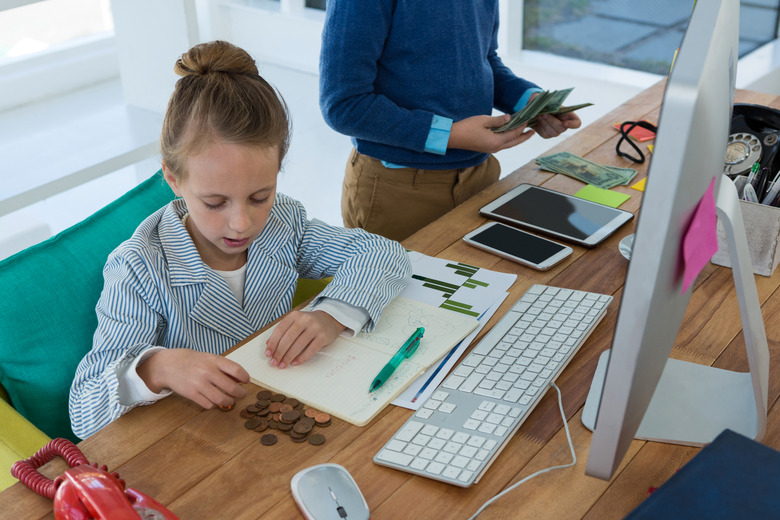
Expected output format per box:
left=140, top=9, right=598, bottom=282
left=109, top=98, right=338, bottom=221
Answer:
left=479, top=183, right=634, bottom=247
left=463, top=222, right=573, bottom=270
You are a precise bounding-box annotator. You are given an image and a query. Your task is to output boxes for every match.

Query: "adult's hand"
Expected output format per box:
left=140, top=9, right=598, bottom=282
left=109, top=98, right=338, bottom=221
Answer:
left=448, top=114, right=535, bottom=153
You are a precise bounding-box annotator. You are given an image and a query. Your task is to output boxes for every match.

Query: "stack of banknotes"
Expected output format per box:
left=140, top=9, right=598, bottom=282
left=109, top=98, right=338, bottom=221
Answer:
left=536, top=151, right=638, bottom=189
left=492, top=87, right=593, bottom=133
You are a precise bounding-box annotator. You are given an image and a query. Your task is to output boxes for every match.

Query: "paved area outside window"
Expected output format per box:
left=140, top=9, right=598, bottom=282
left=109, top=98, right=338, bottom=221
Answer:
left=524, top=0, right=780, bottom=75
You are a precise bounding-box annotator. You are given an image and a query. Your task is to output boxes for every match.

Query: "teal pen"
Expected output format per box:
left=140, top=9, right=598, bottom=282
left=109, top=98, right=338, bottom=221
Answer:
left=369, top=327, right=425, bottom=392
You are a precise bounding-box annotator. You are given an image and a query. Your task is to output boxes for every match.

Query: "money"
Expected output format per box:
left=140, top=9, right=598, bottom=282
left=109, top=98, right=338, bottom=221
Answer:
left=526, top=103, right=594, bottom=127
left=493, top=88, right=592, bottom=133
left=234, top=390, right=332, bottom=446
left=536, top=151, right=637, bottom=189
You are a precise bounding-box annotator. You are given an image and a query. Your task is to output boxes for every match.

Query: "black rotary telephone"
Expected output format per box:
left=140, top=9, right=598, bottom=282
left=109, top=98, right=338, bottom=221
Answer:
left=724, top=103, right=780, bottom=203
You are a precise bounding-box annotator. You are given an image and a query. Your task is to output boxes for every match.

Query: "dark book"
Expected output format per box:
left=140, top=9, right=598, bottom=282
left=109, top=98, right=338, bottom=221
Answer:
left=626, top=429, right=780, bottom=519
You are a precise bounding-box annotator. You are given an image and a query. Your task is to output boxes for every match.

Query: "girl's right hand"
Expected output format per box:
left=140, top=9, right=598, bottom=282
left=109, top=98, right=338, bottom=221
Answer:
left=137, top=348, right=250, bottom=409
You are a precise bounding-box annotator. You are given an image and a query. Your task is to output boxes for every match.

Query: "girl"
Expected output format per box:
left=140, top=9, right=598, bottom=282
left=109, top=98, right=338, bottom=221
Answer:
left=69, top=41, right=411, bottom=439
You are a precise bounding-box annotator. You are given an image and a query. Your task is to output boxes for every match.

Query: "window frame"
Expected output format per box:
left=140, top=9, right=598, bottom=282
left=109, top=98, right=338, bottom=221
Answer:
left=0, top=0, right=118, bottom=112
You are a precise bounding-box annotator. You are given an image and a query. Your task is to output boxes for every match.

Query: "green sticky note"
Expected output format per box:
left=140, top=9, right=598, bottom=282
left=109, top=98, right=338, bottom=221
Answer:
left=574, top=185, right=630, bottom=208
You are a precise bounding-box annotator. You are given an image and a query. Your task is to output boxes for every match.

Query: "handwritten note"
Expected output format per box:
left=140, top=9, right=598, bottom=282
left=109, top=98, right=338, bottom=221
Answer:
left=226, top=296, right=478, bottom=426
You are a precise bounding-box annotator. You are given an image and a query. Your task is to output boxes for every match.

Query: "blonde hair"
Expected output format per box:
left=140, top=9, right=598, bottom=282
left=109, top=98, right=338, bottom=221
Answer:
left=161, top=40, right=291, bottom=181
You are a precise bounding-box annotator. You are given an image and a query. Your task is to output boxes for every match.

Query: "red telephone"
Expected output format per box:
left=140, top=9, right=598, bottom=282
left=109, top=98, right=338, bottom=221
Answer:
left=11, top=438, right=179, bottom=520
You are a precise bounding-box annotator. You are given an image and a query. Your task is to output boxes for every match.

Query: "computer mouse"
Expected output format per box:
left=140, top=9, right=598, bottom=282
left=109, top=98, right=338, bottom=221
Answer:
left=290, top=463, right=370, bottom=520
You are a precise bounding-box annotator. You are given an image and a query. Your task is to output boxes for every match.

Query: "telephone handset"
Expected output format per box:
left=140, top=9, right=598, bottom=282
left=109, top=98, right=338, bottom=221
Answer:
left=11, top=438, right=179, bottom=520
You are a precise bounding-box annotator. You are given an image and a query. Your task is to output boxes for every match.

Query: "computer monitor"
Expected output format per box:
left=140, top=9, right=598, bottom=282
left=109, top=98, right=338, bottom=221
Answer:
left=581, top=0, right=770, bottom=480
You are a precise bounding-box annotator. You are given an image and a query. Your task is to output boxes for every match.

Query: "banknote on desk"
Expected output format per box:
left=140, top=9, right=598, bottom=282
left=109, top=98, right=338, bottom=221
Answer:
left=536, top=151, right=638, bottom=190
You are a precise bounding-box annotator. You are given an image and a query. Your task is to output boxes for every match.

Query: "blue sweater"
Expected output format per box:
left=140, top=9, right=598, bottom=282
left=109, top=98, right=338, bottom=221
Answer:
left=319, top=0, right=540, bottom=170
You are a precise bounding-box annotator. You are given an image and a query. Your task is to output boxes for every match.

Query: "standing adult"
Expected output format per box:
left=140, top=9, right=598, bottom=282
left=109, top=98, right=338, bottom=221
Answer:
left=320, top=0, right=581, bottom=241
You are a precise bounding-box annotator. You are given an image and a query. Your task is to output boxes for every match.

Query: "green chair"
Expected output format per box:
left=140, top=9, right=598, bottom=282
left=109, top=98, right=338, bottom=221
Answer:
left=0, top=171, right=331, bottom=490
left=0, top=172, right=176, bottom=442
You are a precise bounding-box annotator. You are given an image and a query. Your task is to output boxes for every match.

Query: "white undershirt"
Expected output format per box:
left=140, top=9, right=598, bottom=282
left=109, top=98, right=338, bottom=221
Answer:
left=214, top=263, right=248, bottom=306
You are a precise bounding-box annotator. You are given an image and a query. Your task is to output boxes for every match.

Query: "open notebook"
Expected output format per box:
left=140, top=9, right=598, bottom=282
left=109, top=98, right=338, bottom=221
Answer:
left=227, top=296, right=478, bottom=426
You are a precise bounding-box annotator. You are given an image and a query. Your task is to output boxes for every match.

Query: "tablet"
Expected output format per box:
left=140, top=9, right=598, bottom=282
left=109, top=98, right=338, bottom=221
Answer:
left=479, top=183, right=634, bottom=247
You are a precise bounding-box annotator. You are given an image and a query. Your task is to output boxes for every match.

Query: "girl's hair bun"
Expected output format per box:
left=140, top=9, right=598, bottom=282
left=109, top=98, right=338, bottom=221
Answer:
left=174, top=40, right=258, bottom=77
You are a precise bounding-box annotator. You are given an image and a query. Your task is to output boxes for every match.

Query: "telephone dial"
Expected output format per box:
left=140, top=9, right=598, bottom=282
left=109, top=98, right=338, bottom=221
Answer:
left=11, top=438, right=179, bottom=520
left=725, top=104, right=780, bottom=175
left=724, top=103, right=780, bottom=204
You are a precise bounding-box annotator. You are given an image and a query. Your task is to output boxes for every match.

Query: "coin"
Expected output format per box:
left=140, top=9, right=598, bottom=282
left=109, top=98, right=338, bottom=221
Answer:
left=314, top=412, right=331, bottom=426
left=270, top=394, right=286, bottom=402
left=260, top=433, right=278, bottom=446
left=269, top=402, right=283, bottom=413
left=239, top=409, right=255, bottom=419
left=304, top=409, right=318, bottom=418
left=290, top=428, right=309, bottom=439
left=246, top=403, right=261, bottom=413
left=253, top=419, right=269, bottom=433
left=290, top=433, right=308, bottom=443
left=296, top=417, right=315, bottom=430
left=244, top=417, right=263, bottom=430
left=218, top=404, right=234, bottom=412
left=293, top=421, right=314, bottom=435
left=280, top=404, right=294, bottom=413
left=277, top=422, right=293, bottom=432
left=308, top=434, right=326, bottom=446
left=281, top=410, right=301, bottom=423
left=283, top=398, right=300, bottom=408
left=256, top=390, right=273, bottom=401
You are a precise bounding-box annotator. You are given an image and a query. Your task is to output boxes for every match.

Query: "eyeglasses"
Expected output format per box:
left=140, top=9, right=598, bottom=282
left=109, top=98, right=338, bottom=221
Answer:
left=616, top=120, right=658, bottom=164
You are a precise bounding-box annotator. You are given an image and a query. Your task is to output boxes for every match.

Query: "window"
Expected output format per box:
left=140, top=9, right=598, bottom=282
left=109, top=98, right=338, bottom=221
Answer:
left=0, top=0, right=116, bottom=111
left=522, top=0, right=780, bottom=75
left=0, top=0, right=113, bottom=62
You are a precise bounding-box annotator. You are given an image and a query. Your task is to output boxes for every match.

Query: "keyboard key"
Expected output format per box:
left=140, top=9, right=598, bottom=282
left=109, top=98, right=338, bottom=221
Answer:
left=395, top=421, right=423, bottom=442
left=377, top=449, right=414, bottom=466
left=411, top=458, right=429, bottom=471
left=427, top=462, right=445, bottom=475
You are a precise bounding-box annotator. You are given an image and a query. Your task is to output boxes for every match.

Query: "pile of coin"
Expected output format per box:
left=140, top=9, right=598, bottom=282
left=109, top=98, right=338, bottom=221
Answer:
left=237, top=390, right=332, bottom=447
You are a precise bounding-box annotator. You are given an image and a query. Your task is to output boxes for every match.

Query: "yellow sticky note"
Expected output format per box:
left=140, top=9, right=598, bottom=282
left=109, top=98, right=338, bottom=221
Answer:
left=574, top=185, right=630, bottom=208
left=631, top=178, right=647, bottom=192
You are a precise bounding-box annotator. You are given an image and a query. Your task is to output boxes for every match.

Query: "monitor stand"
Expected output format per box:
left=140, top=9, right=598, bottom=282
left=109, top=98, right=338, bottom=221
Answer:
left=582, top=175, right=769, bottom=446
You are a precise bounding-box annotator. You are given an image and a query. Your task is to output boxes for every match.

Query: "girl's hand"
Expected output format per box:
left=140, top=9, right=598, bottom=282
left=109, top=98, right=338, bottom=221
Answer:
left=137, top=349, right=249, bottom=409
left=264, top=310, right=346, bottom=369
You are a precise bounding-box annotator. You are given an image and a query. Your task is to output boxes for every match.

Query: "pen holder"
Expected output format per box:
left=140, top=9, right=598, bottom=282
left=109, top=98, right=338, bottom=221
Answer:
left=712, top=177, right=780, bottom=277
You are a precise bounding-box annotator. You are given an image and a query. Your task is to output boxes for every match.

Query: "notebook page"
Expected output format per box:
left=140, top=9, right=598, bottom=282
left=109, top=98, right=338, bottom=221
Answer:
left=227, top=296, right=478, bottom=426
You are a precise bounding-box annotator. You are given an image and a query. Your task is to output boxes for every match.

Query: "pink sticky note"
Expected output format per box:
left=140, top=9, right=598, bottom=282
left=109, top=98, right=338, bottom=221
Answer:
left=681, top=177, right=718, bottom=293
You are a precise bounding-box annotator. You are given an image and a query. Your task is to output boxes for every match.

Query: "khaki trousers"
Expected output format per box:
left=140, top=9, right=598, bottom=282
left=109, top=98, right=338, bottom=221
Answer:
left=341, top=149, right=500, bottom=242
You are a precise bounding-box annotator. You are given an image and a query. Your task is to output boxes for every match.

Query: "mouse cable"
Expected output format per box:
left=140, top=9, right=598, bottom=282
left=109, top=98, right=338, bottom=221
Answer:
left=466, top=381, right=577, bottom=520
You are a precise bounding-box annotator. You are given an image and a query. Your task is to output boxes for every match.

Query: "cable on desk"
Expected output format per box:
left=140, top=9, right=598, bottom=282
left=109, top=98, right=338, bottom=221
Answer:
left=467, top=382, right=577, bottom=520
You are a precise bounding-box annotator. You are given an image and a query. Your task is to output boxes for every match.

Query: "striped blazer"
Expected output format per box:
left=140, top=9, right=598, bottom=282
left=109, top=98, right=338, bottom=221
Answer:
left=69, top=194, right=411, bottom=438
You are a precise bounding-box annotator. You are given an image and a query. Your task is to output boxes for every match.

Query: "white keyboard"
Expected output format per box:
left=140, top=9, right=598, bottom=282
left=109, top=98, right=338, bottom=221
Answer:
left=374, top=284, right=612, bottom=487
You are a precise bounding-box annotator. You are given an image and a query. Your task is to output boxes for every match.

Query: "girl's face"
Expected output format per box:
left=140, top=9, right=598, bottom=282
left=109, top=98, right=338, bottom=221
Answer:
left=163, top=140, right=279, bottom=271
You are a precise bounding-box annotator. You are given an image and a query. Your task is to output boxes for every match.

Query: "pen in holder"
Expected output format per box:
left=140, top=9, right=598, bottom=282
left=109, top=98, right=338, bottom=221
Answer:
left=761, top=169, right=780, bottom=206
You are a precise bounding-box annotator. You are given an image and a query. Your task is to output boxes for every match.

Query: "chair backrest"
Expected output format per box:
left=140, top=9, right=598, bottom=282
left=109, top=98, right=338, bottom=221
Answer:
left=0, top=172, right=175, bottom=440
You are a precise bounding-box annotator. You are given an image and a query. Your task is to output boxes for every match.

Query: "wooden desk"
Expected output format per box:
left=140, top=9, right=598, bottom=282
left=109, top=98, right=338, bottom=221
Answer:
left=3, top=83, right=780, bottom=519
